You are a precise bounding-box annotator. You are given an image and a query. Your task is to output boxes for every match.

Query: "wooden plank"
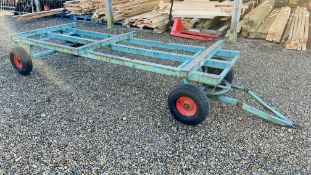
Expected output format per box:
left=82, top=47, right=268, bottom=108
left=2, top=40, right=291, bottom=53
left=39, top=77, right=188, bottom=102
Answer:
left=16, top=8, right=65, bottom=20
left=124, top=8, right=169, bottom=33
left=183, top=40, right=224, bottom=72
left=285, top=7, right=309, bottom=51
left=281, top=9, right=295, bottom=44
left=172, top=0, right=250, bottom=19
left=104, top=0, right=114, bottom=28
left=255, top=8, right=280, bottom=39
left=302, top=9, right=309, bottom=51
left=240, top=1, right=273, bottom=38
left=272, top=7, right=291, bottom=42
left=228, top=0, right=243, bottom=43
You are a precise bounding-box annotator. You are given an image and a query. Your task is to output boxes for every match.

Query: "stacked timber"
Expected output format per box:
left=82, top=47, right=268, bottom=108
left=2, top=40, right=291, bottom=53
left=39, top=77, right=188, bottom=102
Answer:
left=170, top=0, right=251, bottom=19
left=254, top=8, right=280, bottom=39
left=239, top=3, right=309, bottom=51
left=91, top=0, right=160, bottom=22
left=192, top=17, right=231, bottom=35
left=124, top=9, right=169, bottom=33
left=16, top=8, right=65, bottom=20
left=112, top=0, right=160, bottom=21
left=167, top=0, right=252, bottom=36
left=64, top=0, right=83, bottom=14
left=159, top=0, right=171, bottom=11
left=65, top=0, right=132, bottom=20
left=266, top=6, right=291, bottom=42
left=92, top=0, right=130, bottom=9
left=91, top=0, right=130, bottom=21
left=238, top=1, right=273, bottom=38
left=123, top=0, right=170, bottom=33
left=172, top=0, right=240, bottom=19
left=283, top=7, right=309, bottom=51
left=79, top=0, right=95, bottom=14
left=274, top=0, right=288, bottom=7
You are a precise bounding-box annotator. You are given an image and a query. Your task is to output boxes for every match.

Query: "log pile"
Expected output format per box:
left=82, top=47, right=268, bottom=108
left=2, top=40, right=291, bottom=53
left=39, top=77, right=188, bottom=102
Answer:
left=283, top=7, right=309, bottom=51
left=16, top=8, right=65, bottom=20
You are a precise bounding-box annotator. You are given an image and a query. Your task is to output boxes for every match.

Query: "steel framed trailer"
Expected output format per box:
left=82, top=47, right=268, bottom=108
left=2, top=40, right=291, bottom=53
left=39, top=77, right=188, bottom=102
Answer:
left=10, top=23, right=295, bottom=127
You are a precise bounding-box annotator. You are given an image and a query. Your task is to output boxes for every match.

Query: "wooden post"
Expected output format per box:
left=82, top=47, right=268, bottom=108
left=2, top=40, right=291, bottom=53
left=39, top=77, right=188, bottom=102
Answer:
left=34, top=0, right=41, bottom=12
left=104, top=0, right=114, bottom=29
left=31, top=0, right=34, bottom=13
left=228, top=0, right=242, bottom=43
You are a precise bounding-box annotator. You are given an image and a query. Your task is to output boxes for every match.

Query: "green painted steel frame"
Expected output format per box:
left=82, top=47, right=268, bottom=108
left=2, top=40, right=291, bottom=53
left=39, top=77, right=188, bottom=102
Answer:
left=10, top=23, right=295, bottom=127
left=11, top=23, right=233, bottom=86
left=208, top=85, right=294, bottom=127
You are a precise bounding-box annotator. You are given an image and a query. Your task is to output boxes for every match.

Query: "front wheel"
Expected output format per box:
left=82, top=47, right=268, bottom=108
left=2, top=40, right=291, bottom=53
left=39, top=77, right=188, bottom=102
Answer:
left=10, top=47, right=33, bottom=75
left=168, top=84, right=210, bottom=125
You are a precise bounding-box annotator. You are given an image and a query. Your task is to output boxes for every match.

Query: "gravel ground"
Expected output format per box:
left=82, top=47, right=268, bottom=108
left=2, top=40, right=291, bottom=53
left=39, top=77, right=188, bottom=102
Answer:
left=0, top=14, right=311, bottom=174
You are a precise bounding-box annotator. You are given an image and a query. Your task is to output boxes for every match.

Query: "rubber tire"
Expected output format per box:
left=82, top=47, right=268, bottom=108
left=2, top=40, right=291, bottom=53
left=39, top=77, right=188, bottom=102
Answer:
left=10, top=47, right=33, bottom=75
left=168, top=84, right=210, bottom=125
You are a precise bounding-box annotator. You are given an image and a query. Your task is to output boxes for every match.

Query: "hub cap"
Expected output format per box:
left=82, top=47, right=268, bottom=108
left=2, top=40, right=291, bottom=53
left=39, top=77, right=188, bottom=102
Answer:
left=176, top=96, right=197, bottom=117
left=13, top=55, right=23, bottom=69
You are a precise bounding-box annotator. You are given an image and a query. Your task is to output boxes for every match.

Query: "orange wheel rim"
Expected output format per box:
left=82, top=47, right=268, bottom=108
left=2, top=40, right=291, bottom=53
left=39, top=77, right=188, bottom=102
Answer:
left=176, top=96, right=197, bottom=117
left=13, top=55, right=23, bottom=69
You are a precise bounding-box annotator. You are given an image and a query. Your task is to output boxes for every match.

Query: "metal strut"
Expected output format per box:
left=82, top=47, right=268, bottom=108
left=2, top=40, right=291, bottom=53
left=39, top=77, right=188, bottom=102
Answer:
left=208, top=85, right=294, bottom=127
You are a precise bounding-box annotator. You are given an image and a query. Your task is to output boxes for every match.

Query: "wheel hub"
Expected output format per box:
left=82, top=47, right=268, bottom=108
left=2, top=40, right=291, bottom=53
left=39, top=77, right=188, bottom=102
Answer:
left=184, top=103, right=190, bottom=109
left=176, top=96, right=197, bottom=117
left=13, top=55, right=23, bottom=69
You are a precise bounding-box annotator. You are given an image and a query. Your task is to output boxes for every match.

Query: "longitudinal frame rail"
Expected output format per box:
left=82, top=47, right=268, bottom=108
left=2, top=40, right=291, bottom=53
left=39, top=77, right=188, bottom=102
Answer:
left=10, top=22, right=295, bottom=127
left=11, top=22, right=239, bottom=87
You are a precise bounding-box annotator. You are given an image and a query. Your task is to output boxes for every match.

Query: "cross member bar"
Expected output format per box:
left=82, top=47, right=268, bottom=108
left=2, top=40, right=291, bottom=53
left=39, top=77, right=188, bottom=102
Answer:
left=182, top=40, right=224, bottom=72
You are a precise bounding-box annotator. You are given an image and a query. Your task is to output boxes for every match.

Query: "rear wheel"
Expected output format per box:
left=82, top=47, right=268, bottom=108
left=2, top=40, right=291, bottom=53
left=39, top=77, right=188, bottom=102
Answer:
left=10, top=47, right=33, bottom=75
left=168, top=84, right=210, bottom=125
